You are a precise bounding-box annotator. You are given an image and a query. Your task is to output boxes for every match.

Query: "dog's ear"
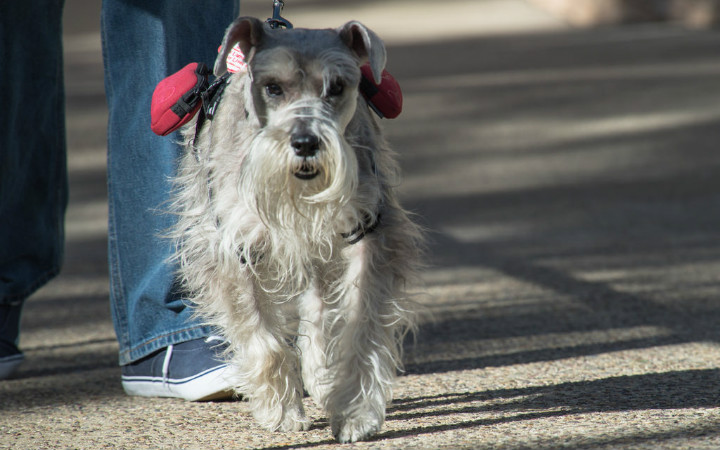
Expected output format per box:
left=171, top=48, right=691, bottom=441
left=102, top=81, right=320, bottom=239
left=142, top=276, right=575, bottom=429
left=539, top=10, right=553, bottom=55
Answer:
left=337, top=21, right=387, bottom=84
left=215, top=16, right=266, bottom=76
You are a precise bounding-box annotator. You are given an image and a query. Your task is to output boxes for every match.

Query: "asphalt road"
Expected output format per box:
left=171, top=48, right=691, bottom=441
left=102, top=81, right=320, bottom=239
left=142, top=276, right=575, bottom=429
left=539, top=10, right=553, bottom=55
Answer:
left=3, top=1, right=720, bottom=449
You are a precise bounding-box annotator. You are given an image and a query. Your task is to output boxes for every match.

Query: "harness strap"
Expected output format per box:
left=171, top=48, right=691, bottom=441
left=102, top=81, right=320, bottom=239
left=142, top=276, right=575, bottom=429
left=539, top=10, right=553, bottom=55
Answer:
left=341, top=212, right=382, bottom=245
left=202, top=72, right=232, bottom=119
left=192, top=72, right=232, bottom=155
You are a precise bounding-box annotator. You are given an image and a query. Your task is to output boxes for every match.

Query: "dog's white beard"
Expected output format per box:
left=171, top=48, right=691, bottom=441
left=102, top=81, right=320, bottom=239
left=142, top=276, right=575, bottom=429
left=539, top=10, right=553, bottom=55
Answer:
left=237, top=114, right=359, bottom=292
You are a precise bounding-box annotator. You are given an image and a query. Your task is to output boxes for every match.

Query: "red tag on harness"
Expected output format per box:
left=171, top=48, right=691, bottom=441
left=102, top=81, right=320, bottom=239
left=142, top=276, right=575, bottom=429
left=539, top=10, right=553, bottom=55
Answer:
left=150, top=63, right=210, bottom=136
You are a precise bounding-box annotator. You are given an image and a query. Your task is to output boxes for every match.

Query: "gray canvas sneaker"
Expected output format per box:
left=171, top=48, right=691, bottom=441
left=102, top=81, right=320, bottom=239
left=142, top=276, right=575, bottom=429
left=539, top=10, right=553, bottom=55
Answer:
left=121, top=336, right=235, bottom=401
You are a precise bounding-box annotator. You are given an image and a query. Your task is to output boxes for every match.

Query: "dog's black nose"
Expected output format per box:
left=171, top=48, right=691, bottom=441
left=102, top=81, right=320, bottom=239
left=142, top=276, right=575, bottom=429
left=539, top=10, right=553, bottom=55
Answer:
left=291, top=134, right=320, bottom=157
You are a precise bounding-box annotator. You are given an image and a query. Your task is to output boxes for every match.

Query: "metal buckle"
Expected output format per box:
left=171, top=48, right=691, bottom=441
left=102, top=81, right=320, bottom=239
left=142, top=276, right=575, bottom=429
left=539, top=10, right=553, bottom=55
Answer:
left=266, top=0, right=293, bottom=29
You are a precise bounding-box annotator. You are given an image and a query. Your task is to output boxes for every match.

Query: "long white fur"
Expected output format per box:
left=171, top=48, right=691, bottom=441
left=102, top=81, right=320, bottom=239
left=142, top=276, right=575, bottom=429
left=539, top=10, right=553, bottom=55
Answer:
left=170, top=19, right=423, bottom=443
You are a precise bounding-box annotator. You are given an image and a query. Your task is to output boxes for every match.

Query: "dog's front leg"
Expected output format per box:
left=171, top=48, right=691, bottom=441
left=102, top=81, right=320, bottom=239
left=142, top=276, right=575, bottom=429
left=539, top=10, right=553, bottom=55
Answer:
left=228, top=280, right=310, bottom=432
left=297, top=281, right=333, bottom=406
left=325, top=239, right=403, bottom=443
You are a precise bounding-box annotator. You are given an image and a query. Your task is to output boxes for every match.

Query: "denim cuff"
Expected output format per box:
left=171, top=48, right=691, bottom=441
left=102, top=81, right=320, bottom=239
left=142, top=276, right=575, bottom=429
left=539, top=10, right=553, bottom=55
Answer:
left=0, top=266, right=61, bottom=306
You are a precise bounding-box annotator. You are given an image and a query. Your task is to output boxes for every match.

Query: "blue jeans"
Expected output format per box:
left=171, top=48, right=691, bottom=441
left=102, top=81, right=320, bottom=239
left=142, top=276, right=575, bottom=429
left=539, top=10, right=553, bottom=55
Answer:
left=0, top=0, right=238, bottom=365
left=102, top=0, right=239, bottom=365
left=0, top=1, right=67, bottom=306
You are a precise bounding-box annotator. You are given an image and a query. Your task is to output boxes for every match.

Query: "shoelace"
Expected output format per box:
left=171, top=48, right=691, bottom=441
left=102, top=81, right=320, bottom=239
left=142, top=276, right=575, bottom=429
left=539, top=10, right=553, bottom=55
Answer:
left=162, top=344, right=174, bottom=387
left=161, top=336, right=226, bottom=386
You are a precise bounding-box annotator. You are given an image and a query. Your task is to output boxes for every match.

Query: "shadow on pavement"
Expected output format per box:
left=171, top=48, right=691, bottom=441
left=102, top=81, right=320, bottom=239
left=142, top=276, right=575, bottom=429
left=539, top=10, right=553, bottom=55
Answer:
left=388, top=28, right=720, bottom=377
left=382, top=369, right=720, bottom=443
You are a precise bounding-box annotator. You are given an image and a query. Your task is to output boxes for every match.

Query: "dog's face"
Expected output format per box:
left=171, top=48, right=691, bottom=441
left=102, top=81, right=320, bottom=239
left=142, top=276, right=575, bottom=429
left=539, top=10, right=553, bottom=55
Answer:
left=214, top=18, right=385, bottom=197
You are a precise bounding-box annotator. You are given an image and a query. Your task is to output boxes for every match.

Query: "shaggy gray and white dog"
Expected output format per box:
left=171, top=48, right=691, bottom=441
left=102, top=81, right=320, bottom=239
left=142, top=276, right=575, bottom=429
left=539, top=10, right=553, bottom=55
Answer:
left=171, top=16, right=422, bottom=443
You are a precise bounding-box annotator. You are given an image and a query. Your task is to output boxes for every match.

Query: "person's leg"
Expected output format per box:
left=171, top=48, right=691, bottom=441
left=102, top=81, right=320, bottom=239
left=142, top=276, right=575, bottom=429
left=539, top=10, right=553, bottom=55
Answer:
left=101, top=0, right=239, bottom=399
left=0, top=0, right=67, bottom=379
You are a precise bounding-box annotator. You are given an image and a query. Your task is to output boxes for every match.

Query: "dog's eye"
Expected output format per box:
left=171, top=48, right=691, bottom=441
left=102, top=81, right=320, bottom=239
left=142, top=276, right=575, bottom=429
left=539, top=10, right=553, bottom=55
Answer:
left=326, top=81, right=344, bottom=97
left=265, top=83, right=283, bottom=97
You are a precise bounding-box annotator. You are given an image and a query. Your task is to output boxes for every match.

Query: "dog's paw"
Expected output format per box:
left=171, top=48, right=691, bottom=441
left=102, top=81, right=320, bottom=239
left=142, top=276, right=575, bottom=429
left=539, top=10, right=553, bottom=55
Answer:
left=277, top=405, right=311, bottom=432
left=331, top=413, right=382, bottom=443
left=252, top=399, right=310, bottom=432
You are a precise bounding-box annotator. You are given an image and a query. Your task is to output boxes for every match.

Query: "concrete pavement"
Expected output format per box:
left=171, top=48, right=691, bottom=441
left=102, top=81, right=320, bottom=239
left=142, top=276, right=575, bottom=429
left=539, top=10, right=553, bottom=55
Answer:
left=3, top=0, right=720, bottom=448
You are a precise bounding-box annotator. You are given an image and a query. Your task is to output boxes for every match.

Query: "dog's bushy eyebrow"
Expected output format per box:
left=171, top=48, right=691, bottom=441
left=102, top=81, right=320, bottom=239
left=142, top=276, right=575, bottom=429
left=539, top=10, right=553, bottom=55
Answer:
left=251, top=47, right=301, bottom=82
left=318, top=49, right=361, bottom=88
